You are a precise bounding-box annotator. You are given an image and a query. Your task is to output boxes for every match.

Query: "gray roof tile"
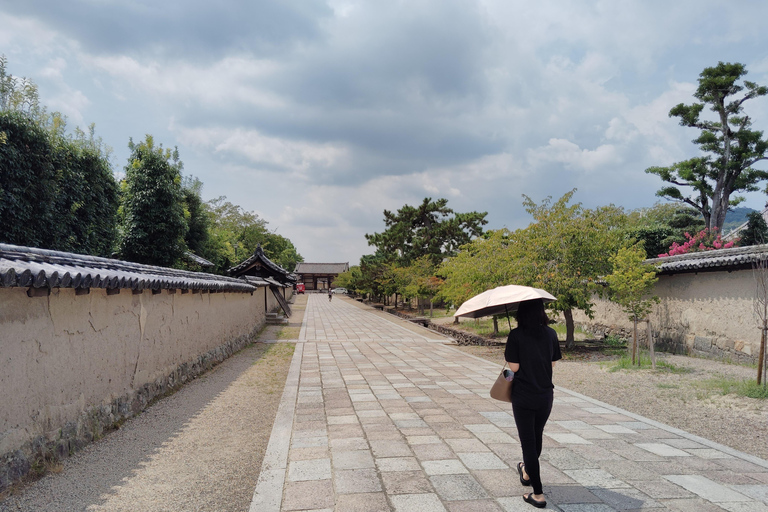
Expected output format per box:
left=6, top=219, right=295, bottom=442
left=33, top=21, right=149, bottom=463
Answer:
left=648, top=243, right=768, bottom=274
left=0, top=243, right=255, bottom=293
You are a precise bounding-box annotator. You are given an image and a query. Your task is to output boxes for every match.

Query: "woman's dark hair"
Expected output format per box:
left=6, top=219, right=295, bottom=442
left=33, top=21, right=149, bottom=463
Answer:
left=515, top=299, right=548, bottom=329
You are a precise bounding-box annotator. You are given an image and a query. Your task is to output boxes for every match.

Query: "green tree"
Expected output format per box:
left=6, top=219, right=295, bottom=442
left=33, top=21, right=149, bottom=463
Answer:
left=365, top=198, right=487, bottom=266
left=439, top=229, right=519, bottom=309
left=119, top=135, right=188, bottom=267
left=516, top=191, right=627, bottom=349
left=646, top=62, right=768, bottom=232
left=202, top=196, right=270, bottom=271
left=334, top=265, right=363, bottom=295
left=740, top=211, right=768, bottom=246
left=263, top=233, right=304, bottom=271
left=182, top=176, right=210, bottom=257
left=625, top=203, right=705, bottom=258
left=0, top=55, right=41, bottom=116
left=51, top=126, right=119, bottom=256
left=403, top=256, right=443, bottom=316
left=0, top=110, right=59, bottom=248
left=604, top=245, right=660, bottom=365
left=0, top=112, right=118, bottom=256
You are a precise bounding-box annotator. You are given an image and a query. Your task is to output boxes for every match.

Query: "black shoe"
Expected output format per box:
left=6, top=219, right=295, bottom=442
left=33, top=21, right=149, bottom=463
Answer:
left=523, top=493, right=547, bottom=508
left=517, top=462, right=531, bottom=486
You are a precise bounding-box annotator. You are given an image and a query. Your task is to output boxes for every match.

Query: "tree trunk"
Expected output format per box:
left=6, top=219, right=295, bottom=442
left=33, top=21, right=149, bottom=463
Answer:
left=493, top=316, right=499, bottom=336
left=647, top=319, right=656, bottom=370
left=563, top=309, right=575, bottom=350
left=429, top=300, right=433, bottom=318
left=454, top=316, right=459, bottom=325
left=758, top=324, right=766, bottom=386
left=632, top=318, right=638, bottom=366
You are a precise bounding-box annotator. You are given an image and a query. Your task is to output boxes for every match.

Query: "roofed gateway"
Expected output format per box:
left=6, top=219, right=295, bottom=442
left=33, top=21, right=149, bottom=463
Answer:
left=294, top=262, right=349, bottom=291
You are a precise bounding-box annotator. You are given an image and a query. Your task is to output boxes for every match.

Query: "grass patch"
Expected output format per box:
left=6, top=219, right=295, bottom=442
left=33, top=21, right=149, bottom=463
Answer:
left=693, top=377, right=768, bottom=399
left=608, top=352, right=691, bottom=374
left=277, top=326, right=300, bottom=339
left=657, top=383, right=679, bottom=389
left=604, top=334, right=625, bottom=347
left=549, top=323, right=589, bottom=340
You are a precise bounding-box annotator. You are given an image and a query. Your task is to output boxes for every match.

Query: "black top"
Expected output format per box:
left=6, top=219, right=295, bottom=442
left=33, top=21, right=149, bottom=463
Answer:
left=505, top=325, right=562, bottom=396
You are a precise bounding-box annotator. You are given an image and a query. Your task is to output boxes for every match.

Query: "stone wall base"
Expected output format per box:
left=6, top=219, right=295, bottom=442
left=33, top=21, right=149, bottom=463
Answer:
left=576, top=322, right=758, bottom=365
left=0, top=328, right=258, bottom=493
left=385, top=309, right=500, bottom=346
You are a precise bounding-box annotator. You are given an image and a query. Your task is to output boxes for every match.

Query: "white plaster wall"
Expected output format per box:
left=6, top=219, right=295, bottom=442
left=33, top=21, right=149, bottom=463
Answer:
left=572, top=269, right=761, bottom=357
left=0, top=286, right=266, bottom=457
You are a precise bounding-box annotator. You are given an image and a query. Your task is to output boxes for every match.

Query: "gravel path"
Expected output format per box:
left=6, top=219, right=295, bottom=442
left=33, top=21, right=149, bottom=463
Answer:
left=0, top=326, right=297, bottom=512
left=457, top=344, right=768, bottom=461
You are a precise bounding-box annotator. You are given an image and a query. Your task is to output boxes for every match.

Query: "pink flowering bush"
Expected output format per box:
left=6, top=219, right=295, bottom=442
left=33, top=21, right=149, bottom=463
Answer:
left=658, top=228, right=738, bottom=257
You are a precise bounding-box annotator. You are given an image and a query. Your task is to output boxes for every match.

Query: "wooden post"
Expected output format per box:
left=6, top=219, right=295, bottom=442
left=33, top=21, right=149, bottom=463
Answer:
left=758, top=322, right=766, bottom=386
left=647, top=319, right=656, bottom=370
left=632, top=319, right=638, bottom=365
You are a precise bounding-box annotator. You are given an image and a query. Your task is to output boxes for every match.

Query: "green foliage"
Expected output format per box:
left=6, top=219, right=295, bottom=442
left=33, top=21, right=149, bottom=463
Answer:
left=182, top=176, right=210, bottom=256
left=516, top=191, right=628, bottom=347
left=197, top=196, right=302, bottom=273
left=119, top=135, right=188, bottom=267
left=0, top=55, right=41, bottom=117
left=262, top=233, right=303, bottom=272
left=645, top=62, right=768, bottom=232
left=365, top=197, right=487, bottom=266
left=625, top=203, right=708, bottom=258
left=438, top=228, right=518, bottom=308
left=438, top=190, right=627, bottom=348
left=605, top=245, right=660, bottom=322
left=333, top=265, right=363, bottom=294
left=604, top=334, right=625, bottom=346
left=0, top=111, right=119, bottom=256
left=740, top=211, right=768, bottom=246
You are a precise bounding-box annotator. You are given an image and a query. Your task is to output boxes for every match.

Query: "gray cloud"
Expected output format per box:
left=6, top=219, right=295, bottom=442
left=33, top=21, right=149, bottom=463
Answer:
left=3, top=0, right=332, bottom=60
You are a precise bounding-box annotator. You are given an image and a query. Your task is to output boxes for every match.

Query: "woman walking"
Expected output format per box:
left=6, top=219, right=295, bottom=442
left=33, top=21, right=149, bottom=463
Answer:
left=505, top=298, right=562, bottom=508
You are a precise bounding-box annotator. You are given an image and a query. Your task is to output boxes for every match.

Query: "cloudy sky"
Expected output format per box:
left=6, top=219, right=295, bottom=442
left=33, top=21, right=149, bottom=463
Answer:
left=3, top=1, right=768, bottom=263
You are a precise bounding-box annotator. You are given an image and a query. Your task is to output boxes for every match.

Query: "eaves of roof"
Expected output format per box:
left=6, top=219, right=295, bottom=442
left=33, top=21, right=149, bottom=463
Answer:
left=0, top=243, right=255, bottom=294
left=294, top=262, right=350, bottom=274
left=647, top=243, right=768, bottom=275
left=228, top=245, right=296, bottom=283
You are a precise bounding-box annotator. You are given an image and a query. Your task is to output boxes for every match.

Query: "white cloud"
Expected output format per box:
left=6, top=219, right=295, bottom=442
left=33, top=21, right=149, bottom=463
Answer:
left=83, top=55, right=286, bottom=109
left=527, top=139, right=622, bottom=172
left=175, top=126, right=349, bottom=178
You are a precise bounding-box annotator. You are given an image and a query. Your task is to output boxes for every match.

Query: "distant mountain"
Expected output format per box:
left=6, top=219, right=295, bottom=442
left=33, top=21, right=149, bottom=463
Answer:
left=723, top=207, right=757, bottom=233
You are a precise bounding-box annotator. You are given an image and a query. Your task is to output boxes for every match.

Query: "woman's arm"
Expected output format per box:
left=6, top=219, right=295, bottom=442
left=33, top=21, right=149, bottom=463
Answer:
left=508, top=362, right=520, bottom=373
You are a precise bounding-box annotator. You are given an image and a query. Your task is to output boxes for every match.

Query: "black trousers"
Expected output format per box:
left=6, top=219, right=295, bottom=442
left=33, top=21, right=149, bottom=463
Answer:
left=511, top=390, right=554, bottom=495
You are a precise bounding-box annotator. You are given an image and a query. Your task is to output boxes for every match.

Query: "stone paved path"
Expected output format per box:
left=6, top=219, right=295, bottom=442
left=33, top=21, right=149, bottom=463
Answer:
left=250, top=295, right=768, bottom=512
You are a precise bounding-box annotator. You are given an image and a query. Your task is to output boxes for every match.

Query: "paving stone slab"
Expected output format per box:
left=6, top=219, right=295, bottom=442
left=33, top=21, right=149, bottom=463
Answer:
left=446, top=499, right=506, bottom=511
left=390, top=493, right=448, bottom=512
left=334, top=468, right=383, bottom=494
left=430, top=474, right=490, bottom=501
left=664, top=475, right=753, bottom=502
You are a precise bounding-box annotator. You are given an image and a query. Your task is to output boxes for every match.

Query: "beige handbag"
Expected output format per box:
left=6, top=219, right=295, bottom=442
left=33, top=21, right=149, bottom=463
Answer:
left=489, top=363, right=514, bottom=402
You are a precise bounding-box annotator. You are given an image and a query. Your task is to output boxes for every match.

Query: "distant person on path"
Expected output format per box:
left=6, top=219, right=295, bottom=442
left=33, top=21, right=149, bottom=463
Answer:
left=505, top=298, right=561, bottom=509
left=328, top=288, right=333, bottom=301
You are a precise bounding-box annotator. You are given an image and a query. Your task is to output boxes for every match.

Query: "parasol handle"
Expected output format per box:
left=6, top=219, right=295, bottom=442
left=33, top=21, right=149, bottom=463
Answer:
left=505, top=305, right=512, bottom=331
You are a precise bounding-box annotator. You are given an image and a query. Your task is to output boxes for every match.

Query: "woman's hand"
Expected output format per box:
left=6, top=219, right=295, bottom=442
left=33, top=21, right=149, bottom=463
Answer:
left=507, top=362, right=520, bottom=373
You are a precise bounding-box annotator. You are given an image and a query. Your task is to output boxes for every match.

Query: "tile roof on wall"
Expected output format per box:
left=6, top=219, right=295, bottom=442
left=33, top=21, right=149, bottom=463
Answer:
left=648, top=243, right=768, bottom=274
left=0, top=243, right=256, bottom=294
